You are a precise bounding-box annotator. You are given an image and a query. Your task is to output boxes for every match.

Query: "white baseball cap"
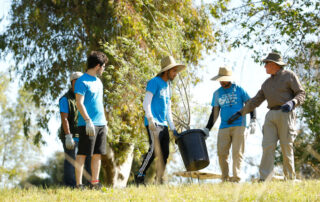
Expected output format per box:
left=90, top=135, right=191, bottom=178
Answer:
left=70, top=72, right=83, bottom=81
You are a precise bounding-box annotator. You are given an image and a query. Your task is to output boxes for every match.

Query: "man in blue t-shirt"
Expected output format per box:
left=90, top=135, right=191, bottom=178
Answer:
left=135, top=56, right=186, bottom=185
left=58, top=72, right=91, bottom=187
left=203, top=67, right=256, bottom=182
left=74, top=51, right=108, bottom=189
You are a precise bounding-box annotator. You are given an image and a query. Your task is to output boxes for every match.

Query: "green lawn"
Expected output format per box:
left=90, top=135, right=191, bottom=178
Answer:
left=1, top=180, right=320, bottom=201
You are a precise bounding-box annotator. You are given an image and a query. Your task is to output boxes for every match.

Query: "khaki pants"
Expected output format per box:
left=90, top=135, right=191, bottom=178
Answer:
left=260, top=110, right=297, bottom=180
left=217, top=126, right=246, bottom=181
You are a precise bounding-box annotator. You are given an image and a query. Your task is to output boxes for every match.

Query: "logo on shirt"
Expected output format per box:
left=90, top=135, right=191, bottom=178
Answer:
left=160, top=88, right=168, bottom=98
left=219, top=92, right=238, bottom=106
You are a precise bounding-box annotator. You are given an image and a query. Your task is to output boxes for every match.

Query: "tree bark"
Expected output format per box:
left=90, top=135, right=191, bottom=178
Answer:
left=101, top=143, right=134, bottom=188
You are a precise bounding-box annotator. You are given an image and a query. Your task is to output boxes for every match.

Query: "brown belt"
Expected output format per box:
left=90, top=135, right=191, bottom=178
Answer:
left=269, top=106, right=281, bottom=110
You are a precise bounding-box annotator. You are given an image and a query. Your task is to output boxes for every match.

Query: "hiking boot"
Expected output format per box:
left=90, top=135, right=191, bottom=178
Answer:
left=135, top=174, right=145, bottom=186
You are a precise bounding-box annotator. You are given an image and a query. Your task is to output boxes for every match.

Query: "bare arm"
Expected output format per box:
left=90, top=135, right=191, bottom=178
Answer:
left=76, top=94, right=90, bottom=121
left=60, top=112, right=71, bottom=134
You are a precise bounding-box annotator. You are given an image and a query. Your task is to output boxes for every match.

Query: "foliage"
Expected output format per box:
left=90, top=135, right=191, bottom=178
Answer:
left=0, top=73, right=41, bottom=188
left=212, top=0, right=320, bottom=177
left=1, top=0, right=220, bottom=165
left=20, top=152, right=64, bottom=188
left=2, top=181, right=320, bottom=201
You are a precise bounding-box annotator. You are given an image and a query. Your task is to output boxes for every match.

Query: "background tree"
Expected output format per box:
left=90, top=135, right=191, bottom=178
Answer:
left=0, top=73, right=41, bottom=188
left=1, top=1, right=222, bottom=186
left=210, top=0, right=320, bottom=178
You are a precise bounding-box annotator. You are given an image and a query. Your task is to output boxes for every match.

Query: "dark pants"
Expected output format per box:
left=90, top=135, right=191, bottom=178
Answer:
left=138, top=125, right=170, bottom=176
left=62, top=140, right=91, bottom=187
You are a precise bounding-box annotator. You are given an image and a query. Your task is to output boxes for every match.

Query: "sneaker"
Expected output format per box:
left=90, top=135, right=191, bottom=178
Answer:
left=229, top=176, right=240, bottom=183
left=75, top=184, right=86, bottom=190
left=90, top=183, right=103, bottom=190
left=135, top=174, right=145, bottom=186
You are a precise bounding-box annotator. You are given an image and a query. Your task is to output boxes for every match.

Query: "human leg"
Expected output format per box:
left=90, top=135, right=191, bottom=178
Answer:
left=90, top=126, right=107, bottom=187
left=278, top=111, right=297, bottom=180
left=156, top=126, right=169, bottom=183
left=217, top=128, right=232, bottom=181
left=136, top=126, right=155, bottom=184
left=259, top=111, right=279, bottom=180
left=231, top=126, right=246, bottom=182
left=75, top=155, right=86, bottom=185
left=62, top=140, right=77, bottom=187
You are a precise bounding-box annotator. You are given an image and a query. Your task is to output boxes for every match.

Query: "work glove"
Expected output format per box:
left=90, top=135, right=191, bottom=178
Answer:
left=227, top=111, right=242, bottom=124
left=173, top=130, right=180, bottom=137
left=280, top=100, right=295, bottom=112
left=201, top=128, right=210, bottom=139
left=85, top=119, right=95, bottom=136
left=147, top=117, right=157, bottom=133
left=65, top=134, right=75, bottom=150
left=249, top=119, right=256, bottom=134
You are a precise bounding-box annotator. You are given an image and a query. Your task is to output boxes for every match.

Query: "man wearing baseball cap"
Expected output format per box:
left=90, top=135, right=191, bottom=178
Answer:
left=228, top=52, right=305, bottom=181
left=58, top=71, right=91, bottom=187
left=135, top=56, right=186, bottom=185
left=203, top=66, right=256, bottom=182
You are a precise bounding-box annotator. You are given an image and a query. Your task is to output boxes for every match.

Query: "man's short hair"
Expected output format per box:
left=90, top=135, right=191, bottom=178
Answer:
left=87, top=51, right=108, bottom=69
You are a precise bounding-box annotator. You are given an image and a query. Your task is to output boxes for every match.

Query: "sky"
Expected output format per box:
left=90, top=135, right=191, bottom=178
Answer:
left=0, top=0, right=280, bottom=182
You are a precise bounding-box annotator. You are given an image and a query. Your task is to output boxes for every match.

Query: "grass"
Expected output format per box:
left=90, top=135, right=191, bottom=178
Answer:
left=1, top=180, right=320, bottom=201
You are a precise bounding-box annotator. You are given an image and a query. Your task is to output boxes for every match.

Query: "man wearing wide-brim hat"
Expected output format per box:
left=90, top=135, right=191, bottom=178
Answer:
left=228, top=52, right=305, bottom=181
left=203, top=66, right=256, bottom=182
left=135, top=56, right=186, bottom=185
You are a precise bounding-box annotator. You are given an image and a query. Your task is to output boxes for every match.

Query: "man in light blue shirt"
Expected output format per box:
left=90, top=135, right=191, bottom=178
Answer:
left=58, top=72, right=91, bottom=187
left=135, top=56, right=186, bottom=185
left=74, top=51, right=108, bottom=189
left=203, top=67, right=256, bottom=182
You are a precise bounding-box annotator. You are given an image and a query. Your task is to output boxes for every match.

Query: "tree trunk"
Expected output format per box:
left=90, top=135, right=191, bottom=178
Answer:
left=101, top=143, right=134, bottom=188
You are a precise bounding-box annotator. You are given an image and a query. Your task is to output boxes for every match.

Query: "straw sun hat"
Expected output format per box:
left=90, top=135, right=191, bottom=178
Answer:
left=158, top=56, right=186, bottom=75
left=211, top=67, right=233, bottom=81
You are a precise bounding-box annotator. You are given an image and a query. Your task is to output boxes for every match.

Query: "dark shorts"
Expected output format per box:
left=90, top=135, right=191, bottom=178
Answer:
left=78, top=126, right=107, bottom=156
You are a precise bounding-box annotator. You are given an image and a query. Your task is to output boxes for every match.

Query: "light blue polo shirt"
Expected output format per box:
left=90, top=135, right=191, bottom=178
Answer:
left=75, top=73, right=106, bottom=126
left=211, top=84, right=250, bottom=129
left=59, top=97, right=69, bottom=113
left=144, top=76, right=170, bottom=126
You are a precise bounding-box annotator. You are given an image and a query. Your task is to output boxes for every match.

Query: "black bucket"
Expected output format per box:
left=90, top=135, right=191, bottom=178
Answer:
left=176, top=129, right=210, bottom=171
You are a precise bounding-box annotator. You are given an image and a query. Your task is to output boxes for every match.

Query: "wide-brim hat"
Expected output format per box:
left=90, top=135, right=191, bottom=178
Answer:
left=262, top=52, right=287, bottom=66
left=70, top=71, right=83, bottom=81
left=211, top=66, right=233, bottom=81
left=158, top=56, right=186, bottom=75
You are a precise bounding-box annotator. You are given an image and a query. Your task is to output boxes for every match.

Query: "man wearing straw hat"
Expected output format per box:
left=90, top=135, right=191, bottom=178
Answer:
left=203, top=66, right=256, bottom=182
left=228, top=52, right=305, bottom=181
left=58, top=72, right=91, bottom=187
left=135, top=56, right=186, bottom=185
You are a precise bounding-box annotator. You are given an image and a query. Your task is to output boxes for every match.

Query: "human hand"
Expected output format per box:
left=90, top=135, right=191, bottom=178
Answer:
left=227, top=112, right=242, bottom=124
left=147, top=117, right=157, bottom=132
left=85, top=119, right=95, bottom=136
left=201, top=128, right=210, bottom=139
left=280, top=100, right=295, bottom=112
left=65, top=134, right=75, bottom=149
left=173, top=130, right=180, bottom=137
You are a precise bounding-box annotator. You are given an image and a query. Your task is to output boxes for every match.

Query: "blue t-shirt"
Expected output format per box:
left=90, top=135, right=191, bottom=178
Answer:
left=59, top=97, right=69, bottom=113
left=211, top=84, right=250, bottom=129
left=74, top=73, right=106, bottom=126
left=144, top=76, right=170, bottom=126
